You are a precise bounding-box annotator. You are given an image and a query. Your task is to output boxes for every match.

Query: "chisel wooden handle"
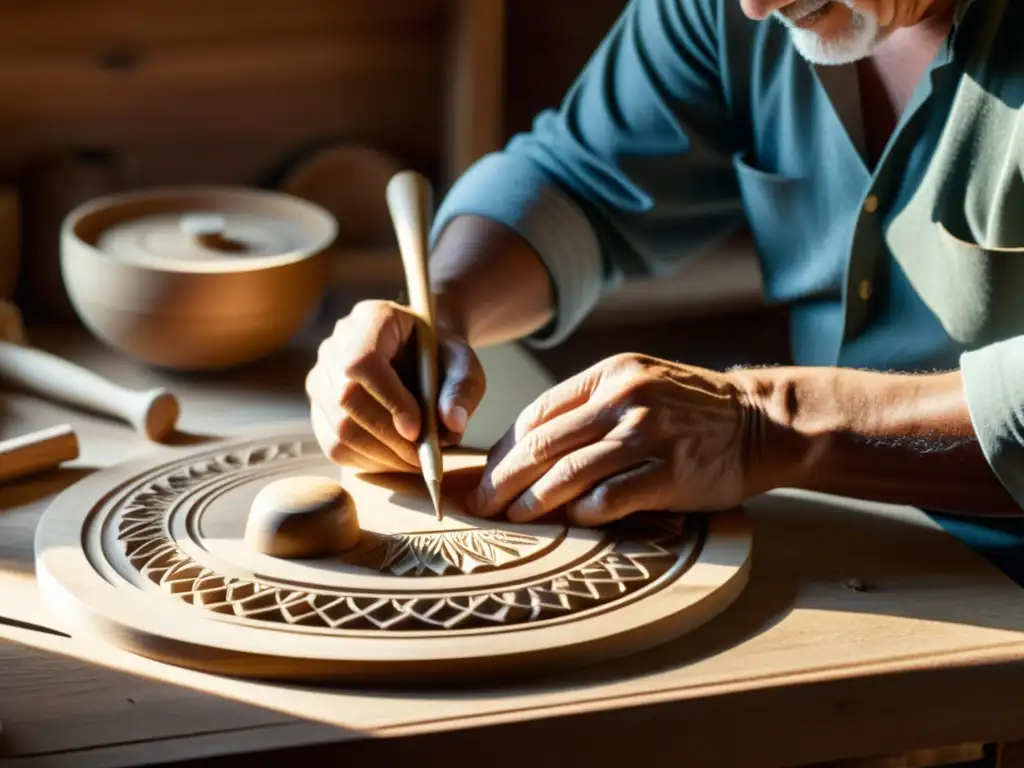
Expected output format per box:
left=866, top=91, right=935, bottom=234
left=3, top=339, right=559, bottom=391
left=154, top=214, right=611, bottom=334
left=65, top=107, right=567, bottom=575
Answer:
left=0, top=424, right=79, bottom=482
left=0, top=340, right=179, bottom=441
left=385, top=169, right=444, bottom=520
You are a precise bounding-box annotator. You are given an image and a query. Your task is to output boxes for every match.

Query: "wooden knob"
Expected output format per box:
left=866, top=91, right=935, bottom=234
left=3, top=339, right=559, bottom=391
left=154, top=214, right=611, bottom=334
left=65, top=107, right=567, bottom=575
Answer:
left=245, top=476, right=360, bottom=559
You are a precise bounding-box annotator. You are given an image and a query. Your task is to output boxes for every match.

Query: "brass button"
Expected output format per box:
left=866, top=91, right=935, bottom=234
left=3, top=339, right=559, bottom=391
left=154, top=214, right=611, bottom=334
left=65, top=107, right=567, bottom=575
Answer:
left=858, top=279, right=873, bottom=300
left=863, top=195, right=879, bottom=213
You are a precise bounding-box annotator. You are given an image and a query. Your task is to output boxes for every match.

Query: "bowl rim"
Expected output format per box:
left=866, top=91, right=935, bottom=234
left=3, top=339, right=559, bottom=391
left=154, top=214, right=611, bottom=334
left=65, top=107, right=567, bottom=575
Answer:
left=61, top=185, right=339, bottom=275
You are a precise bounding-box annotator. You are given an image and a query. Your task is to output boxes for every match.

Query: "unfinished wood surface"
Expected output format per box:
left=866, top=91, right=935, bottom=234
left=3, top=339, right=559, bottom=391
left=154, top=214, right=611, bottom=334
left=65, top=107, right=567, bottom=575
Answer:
left=0, top=423, right=79, bottom=483
left=33, top=422, right=752, bottom=683
left=61, top=186, right=336, bottom=371
left=245, top=475, right=360, bottom=559
left=6, top=329, right=1024, bottom=766
left=0, top=337, right=180, bottom=442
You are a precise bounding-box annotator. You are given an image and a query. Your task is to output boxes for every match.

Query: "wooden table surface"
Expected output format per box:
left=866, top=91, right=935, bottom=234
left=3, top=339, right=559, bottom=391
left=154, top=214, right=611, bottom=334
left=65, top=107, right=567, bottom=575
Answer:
left=4, top=325, right=1024, bottom=768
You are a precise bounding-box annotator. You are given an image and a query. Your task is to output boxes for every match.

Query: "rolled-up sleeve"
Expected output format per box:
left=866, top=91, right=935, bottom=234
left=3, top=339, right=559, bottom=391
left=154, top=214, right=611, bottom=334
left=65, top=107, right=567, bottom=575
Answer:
left=961, top=339, right=1024, bottom=509
left=430, top=0, right=745, bottom=347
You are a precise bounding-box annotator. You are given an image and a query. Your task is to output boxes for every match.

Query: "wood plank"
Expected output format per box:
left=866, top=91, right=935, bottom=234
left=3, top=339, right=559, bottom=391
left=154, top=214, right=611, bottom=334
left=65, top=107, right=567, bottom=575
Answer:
left=444, top=0, right=506, bottom=187
left=6, top=331, right=1024, bottom=766
left=0, top=639, right=291, bottom=758
left=0, top=36, right=442, bottom=153
left=0, top=0, right=442, bottom=53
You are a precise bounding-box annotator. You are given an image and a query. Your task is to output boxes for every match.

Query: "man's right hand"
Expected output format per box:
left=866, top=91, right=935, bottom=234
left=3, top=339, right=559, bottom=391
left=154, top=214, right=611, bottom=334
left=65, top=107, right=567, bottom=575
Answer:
left=305, top=299, right=486, bottom=473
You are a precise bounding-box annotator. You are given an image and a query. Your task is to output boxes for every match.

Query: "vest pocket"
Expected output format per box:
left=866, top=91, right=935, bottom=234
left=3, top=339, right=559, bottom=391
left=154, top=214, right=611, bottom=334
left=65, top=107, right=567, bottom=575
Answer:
left=932, top=221, right=1024, bottom=345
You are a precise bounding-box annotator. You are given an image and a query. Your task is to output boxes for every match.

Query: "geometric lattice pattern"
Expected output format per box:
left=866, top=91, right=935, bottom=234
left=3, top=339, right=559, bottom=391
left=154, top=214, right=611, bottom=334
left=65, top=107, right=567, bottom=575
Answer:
left=114, top=440, right=688, bottom=633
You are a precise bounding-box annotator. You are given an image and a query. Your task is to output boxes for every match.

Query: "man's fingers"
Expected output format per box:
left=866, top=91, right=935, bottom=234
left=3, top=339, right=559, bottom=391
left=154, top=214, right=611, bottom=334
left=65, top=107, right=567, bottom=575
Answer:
left=310, top=362, right=417, bottom=466
left=337, top=344, right=422, bottom=443
left=438, top=338, right=486, bottom=437
left=310, top=403, right=398, bottom=473
left=309, top=366, right=417, bottom=473
left=566, top=460, right=674, bottom=527
left=328, top=307, right=422, bottom=442
left=470, top=400, right=614, bottom=518
left=503, top=438, right=642, bottom=523
left=337, top=378, right=422, bottom=467
left=510, top=366, right=602, bottom=441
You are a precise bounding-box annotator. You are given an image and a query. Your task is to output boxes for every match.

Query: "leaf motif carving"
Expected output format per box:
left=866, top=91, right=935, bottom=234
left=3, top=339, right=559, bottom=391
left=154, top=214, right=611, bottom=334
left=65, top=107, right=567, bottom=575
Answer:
left=362, top=529, right=546, bottom=576
left=111, top=439, right=688, bottom=632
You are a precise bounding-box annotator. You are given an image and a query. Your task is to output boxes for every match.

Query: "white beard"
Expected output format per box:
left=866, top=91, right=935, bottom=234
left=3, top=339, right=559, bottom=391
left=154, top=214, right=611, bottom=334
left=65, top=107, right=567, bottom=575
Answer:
left=774, top=0, right=882, bottom=65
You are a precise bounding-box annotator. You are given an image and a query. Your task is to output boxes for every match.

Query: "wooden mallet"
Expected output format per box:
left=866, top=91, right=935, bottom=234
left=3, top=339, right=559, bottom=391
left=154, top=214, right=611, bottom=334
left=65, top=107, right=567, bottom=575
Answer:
left=0, top=299, right=180, bottom=441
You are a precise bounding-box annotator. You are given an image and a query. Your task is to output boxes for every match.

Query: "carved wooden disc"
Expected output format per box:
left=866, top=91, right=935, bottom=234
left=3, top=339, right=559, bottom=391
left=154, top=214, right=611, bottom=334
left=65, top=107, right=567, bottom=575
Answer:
left=35, top=422, right=754, bottom=685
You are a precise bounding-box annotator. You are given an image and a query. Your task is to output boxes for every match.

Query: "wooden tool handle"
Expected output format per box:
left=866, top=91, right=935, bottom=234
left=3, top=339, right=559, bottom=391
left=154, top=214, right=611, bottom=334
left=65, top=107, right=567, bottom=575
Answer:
left=385, top=170, right=444, bottom=518
left=385, top=171, right=436, bottom=324
left=0, top=423, right=79, bottom=482
left=0, top=341, right=179, bottom=441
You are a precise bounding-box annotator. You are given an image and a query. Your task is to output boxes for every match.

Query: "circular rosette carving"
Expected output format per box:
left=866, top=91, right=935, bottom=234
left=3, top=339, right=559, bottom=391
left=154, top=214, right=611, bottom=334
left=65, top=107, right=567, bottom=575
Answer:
left=35, top=422, right=753, bottom=684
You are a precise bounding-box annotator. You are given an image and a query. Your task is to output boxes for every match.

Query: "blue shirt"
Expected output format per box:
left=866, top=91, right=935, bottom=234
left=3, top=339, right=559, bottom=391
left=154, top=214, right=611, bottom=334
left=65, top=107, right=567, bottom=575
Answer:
left=431, top=0, right=1024, bottom=511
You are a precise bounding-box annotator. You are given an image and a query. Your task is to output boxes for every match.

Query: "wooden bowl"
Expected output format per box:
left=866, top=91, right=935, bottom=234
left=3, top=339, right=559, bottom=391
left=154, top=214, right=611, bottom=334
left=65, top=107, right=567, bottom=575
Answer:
left=60, top=186, right=337, bottom=371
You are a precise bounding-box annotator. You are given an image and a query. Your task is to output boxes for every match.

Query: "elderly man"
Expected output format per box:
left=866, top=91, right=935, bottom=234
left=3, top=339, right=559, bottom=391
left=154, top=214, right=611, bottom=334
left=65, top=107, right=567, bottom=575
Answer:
left=306, top=0, right=1023, bottom=546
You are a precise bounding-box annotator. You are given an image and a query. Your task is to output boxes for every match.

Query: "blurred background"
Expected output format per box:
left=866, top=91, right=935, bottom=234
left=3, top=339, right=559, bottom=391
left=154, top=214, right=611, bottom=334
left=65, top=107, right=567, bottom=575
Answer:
left=0, top=0, right=788, bottom=380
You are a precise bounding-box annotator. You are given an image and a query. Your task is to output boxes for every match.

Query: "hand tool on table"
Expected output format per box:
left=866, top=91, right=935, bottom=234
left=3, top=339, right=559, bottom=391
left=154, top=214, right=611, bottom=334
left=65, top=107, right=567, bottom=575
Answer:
left=0, top=423, right=79, bottom=482
left=385, top=170, right=444, bottom=521
left=0, top=299, right=180, bottom=442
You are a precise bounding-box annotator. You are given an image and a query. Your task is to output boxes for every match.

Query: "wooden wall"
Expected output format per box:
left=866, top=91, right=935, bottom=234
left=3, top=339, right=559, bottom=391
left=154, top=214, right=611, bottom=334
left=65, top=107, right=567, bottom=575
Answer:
left=0, top=0, right=450, bottom=188
left=0, top=0, right=625, bottom=191
left=0, top=0, right=636, bottom=321
left=4, top=0, right=764, bottom=330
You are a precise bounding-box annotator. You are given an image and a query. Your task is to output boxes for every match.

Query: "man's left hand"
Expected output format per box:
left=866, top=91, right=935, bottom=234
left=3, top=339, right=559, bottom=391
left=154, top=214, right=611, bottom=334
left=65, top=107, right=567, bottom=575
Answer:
left=465, top=353, right=771, bottom=527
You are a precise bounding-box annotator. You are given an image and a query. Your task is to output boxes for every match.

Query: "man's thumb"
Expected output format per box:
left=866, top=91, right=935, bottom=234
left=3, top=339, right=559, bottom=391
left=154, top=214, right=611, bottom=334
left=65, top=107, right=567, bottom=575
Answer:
left=438, top=340, right=486, bottom=435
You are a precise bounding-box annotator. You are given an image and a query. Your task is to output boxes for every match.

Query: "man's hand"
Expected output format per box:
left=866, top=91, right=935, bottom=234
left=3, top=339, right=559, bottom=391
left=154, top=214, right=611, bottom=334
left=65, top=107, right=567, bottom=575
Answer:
left=305, top=299, right=486, bottom=473
left=465, top=353, right=768, bottom=527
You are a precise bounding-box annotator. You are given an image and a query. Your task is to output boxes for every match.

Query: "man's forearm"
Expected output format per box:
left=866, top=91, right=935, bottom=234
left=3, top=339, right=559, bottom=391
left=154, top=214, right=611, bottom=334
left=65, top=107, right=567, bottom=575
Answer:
left=429, top=215, right=555, bottom=347
left=737, top=366, right=1022, bottom=516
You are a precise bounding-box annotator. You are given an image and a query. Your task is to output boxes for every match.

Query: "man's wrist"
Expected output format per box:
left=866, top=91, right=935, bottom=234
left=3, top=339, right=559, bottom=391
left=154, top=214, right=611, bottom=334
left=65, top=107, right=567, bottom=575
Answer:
left=734, top=365, right=974, bottom=481
left=729, top=366, right=823, bottom=494
left=730, top=364, right=1019, bottom=514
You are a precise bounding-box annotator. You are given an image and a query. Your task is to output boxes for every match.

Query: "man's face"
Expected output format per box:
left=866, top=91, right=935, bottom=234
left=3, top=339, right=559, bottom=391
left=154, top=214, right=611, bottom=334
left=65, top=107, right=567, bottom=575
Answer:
left=739, top=0, right=911, bottom=65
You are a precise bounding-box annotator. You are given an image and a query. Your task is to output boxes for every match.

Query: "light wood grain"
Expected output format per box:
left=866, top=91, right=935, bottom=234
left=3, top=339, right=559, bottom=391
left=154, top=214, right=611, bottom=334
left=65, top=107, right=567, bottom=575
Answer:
left=4, top=328, right=1024, bottom=767
left=0, top=340, right=179, bottom=441
left=0, top=1, right=445, bottom=180
left=386, top=171, right=443, bottom=517
left=0, top=423, right=78, bottom=483
left=33, top=429, right=751, bottom=684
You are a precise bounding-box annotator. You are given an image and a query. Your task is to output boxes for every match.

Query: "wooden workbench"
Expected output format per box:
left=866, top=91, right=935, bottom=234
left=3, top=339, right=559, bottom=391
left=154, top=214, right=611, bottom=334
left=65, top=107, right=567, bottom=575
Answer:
left=4, top=325, right=1024, bottom=768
